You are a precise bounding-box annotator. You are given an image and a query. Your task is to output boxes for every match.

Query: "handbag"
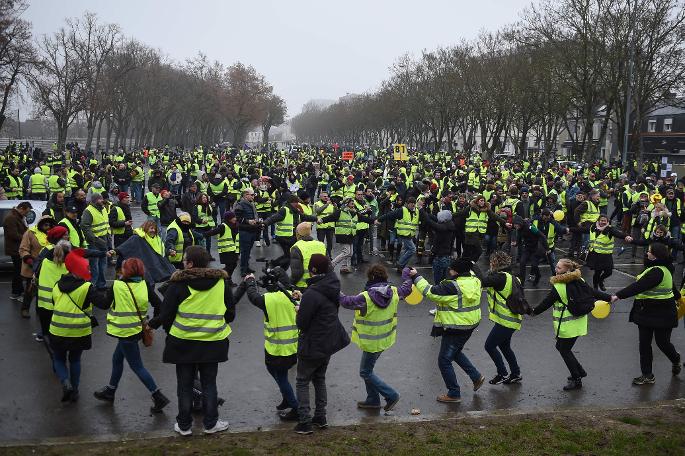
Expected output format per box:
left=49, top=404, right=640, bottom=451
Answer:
left=125, top=282, right=153, bottom=347
left=66, top=292, right=99, bottom=328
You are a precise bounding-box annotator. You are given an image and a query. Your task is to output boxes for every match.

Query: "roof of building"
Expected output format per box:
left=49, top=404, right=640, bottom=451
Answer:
left=647, top=98, right=685, bottom=116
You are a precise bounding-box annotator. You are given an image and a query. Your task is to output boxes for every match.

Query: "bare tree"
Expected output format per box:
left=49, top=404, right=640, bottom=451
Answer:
left=0, top=0, right=34, bottom=131
left=261, top=94, right=286, bottom=146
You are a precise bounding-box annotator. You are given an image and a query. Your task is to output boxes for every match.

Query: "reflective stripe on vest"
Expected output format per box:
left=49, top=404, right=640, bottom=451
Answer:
left=85, top=205, right=109, bottom=238
left=59, top=218, right=85, bottom=248
left=315, top=201, right=335, bottom=229
left=416, top=276, right=482, bottom=330
left=112, top=206, right=126, bottom=235
left=217, top=224, right=240, bottom=254
left=291, top=239, right=326, bottom=288
left=169, top=279, right=231, bottom=341
left=275, top=209, right=294, bottom=238
left=37, top=259, right=67, bottom=310
left=263, top=291, right=298, bottom=356
left=49, top=282, right=92, bottom=338
left=465, top=210, right=487, bottom=234
left=579, top=201, right=599, bottom=224
left=396, top=207, right=419, bottom=237
left=589, top=230, right=613, bottom=254
left=635, top=266, right=674, bottom=300
left=486, top=272, right=522, bottom=330
left=351, top=286, right=399, bottom=353
left=334, top=209, right=357, bottom=236
left=107, top=280, right=148, bottom=337
left=552, top=282, right=587, bottom=338
left=145, top=192, right=162, bottom=217
left=30, top=174, right=46, bottom=193
left=167, top=221, right=194, bottom=262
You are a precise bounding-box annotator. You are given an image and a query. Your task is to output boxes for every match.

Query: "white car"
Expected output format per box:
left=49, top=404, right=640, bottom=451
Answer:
left=0, top=199, right=49, bottom=268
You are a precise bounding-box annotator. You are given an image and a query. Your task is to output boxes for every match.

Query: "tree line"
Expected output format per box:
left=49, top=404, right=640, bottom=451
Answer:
left=0, top=0, right=287, bottom=152
left=291, top=0, right=685, bottom=168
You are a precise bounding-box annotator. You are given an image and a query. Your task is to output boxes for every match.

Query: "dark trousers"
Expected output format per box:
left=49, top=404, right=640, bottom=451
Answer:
left=555, top=336, right=585, bottom=379
left=296, top=356, right=329, bottom=424
left=316, top=228, right=334, bottom=257
left=238, top=231, right=256, bottom=274
left=176, top=362, right=218, bottom=431
left=462, top=241, right=482, bottom=263
left=592, top=268, right=612, bottom=288
left=484, top=323, right=520, bottom=377
left=274, top=238, right=295, bottom=270
left=638, top=326, right=680, bottom=376
left=21, top=277, right=33, bottom=312
left=518, top=248, right=538, bottom=284
left=10, top=255, right=23, bottom=295
left=352, top=229, right=368, bottom=265
left=223, top=252, right=238, bottom=282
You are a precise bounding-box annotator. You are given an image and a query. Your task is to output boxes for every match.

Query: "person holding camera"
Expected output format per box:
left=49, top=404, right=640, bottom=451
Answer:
left=243, top=267, right=301, bottom=421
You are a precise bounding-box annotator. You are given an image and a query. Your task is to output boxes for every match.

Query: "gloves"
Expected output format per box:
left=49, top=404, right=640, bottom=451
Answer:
left=22, top=256, right=33, bottom=266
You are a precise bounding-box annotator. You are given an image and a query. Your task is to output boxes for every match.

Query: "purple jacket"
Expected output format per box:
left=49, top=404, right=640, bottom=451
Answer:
left=340, top=268, right=413, bottom=316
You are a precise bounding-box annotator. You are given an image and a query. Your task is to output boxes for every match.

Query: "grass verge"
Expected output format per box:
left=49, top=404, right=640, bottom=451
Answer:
left=4, top=402, right=685, bottom=456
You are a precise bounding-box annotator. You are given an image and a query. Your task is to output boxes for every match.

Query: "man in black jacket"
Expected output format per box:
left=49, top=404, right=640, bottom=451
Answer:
left=294, top=254, right=349, bottom=434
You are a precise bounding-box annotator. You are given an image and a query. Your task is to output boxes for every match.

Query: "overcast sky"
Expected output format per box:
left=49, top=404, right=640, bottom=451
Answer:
left=23, top=0, right=532, bottom=118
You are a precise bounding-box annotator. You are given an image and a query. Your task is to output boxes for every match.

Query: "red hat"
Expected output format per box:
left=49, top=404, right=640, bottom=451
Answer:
left=65, top=248, right=91, bottom=280
left=47, top=226, right=68, bottom=244
left=430, top=182, right=439, bottom=191
left=118, top=192, right=130, bottom=201
left=347, top=175, right=354, bottom=181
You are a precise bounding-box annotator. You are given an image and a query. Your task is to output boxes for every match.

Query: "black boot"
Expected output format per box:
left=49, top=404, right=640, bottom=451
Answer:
left=93, top=385, right=116, bottom=402
left=61, top=380, right=74, bottom=402
left=276, top=398, right=289, bottom=411
left=151, top=390, right=170, bottom=413
left=563, top=378, right=582, bottom=391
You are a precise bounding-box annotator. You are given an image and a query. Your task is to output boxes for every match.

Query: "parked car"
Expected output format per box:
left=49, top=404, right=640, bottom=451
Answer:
left=0, top=200, right=48, bottom=268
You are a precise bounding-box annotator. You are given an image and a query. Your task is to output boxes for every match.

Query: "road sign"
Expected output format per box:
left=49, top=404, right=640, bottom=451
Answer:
left=393, top=144, right=408, bottom=160
left=342, top=151, right=354, bottom=161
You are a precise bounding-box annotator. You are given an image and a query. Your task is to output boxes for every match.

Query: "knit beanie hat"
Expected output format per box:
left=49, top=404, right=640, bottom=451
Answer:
left=449, top=258, right=472, bottom=275
left=47, top=226, right=68, bottom=244
left=437, top=210, right=452, bottom=223
left=308, top=253, right=330, bottom=275
left=65, top=248, right=91, bottom=280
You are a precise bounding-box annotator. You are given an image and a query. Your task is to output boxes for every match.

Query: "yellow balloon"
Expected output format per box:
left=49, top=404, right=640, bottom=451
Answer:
left=591, top=300, right=611, bottom=319
left=405, top=285, right=423, bottom=305
left=677, top=297, right=685, bottom=320
left=553, top=210, right=565, bottom=222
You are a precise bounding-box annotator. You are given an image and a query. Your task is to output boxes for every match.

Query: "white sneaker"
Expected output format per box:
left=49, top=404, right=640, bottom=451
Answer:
left=429, top=308, right=437, bottom=316
left=174, top=422, right=192, bottom=436
left=204, top=419, right=229, bottom=434
left=10, top=294, right=23, bottom=303
left=255, top=240, right=262, bottom=247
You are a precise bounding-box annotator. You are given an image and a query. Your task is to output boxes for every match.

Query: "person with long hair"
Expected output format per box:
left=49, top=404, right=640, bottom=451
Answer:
left=586, top=214, right=632, bottom=290
left=611, top=243, right=682, bottom=385
left=530, top=258, right=611, bottom=391
left=93, top=258, right=170, bottom=413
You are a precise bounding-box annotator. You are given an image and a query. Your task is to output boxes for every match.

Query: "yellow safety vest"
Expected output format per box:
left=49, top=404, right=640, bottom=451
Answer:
left=263, top=291, right=298, bottom=356
left=589, top=229, right=613, bottom=254
left=351, top=286, right=399, bottom=353
left=217, top=224, right=240, bottom=254
left=49, top=282, right=93, bottom=338
left=465, top=210, right=488, bottom=234
left=85, top=205, right=109, bottom=238
left=144, top=192, right=162, bottom=218
left=635, top=266, right=674, bottom=300
left=30, top=173, right=46, bottom=194
left=487, top=273, right=522, bottom=330
left=169, top=280, right=231, bottom=341
left=314, top=201, right=335, bottom=229
left=291, top=239, right=327, bottom=288
left=416, top=275, right=482, bottom=330
left=275, top=209, right=295, bottom=238
left=59, top=217, right=86, bottom=248
left=396, top=207, right=419, bottom=238
left=37, top=258, right=67, bottom=310
left=552, top=282, right=587, bottom=338
left=107, top=280, right=148, bottom=338
left=167, top=220, right=195, bottom=262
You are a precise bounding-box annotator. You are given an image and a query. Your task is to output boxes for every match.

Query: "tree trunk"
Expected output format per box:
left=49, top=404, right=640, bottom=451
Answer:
left=105, top=117, right=113, bottom=153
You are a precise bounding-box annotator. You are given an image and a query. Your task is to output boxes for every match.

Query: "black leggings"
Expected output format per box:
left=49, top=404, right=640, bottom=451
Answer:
left=638, top=325, right=680, bottom=376
left=555, top=337, right=586, bottom=379
left=592, top=268, right=612, bottom=287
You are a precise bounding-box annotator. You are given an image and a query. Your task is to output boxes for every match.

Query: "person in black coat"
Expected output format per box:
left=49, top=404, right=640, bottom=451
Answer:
left=585, top=214, right=632, bottom=290
left=148, top=246, right=235, bottom=435
left=612, top=242, right=682, bottom=385
left=293, top=254, right=350, bottom=434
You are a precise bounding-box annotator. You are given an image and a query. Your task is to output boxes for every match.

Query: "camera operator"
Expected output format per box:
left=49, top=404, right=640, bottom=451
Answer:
left=242, top=267, right=301, bottom=421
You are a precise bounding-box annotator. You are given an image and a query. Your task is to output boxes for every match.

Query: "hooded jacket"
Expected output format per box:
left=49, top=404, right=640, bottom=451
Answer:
left=49, top=274, right=107, bottom=352
left=149, top=267, right=235, bottom=364
left=421, top=211, right=455, bottom=256
left=339, top=269, right=414, bottom=314
left=297, top=271, right=350, bottom=359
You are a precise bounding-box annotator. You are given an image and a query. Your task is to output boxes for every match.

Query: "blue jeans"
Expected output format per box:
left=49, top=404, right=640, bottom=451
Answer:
left=108, top=339, right=158, bottom=392
left=89, top=249, right=108, bottom=289
left=130, top=182, right=143, bottom=202
left=438, top=330, right=481, bottom=398
left=433, top=256, right=450, bottom=284
left=352, top=230, right=367, bottom=265
left=359, top=351, right=398, bottom=405
left=239, top=231, right=256, bottom=274
left=484, top=234, right=497, bottom=255
left=176, top=363, right=218, bottom=431
left=215, top=200, right=227, bottom=224
left=266, top=365, right=298, bottom=409
left=397, top=237, right=416, bottom=268
left=484, top=323, right=520, bottom=377
left=119, top=183, right=130, bottom=194
left=53, top=349, right=83, bottom=389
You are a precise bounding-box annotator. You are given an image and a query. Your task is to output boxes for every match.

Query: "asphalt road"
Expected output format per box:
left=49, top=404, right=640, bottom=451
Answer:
left=0, top=207, right=684, bottom=443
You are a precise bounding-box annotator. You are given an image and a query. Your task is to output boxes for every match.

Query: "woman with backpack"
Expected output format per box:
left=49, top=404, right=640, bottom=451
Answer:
left=530, top=259, right=611, bottom=391
left=586, top=214, right=632, bottom=290
left=474, top=251, right=524, bottom=385
left=611, top=243, right=682, bottom=385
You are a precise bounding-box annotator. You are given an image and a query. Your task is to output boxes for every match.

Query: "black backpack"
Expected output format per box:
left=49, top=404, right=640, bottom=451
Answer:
left=564, top=280, right=596, bottom=317
left=497, top=274, right=531, bottom=315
